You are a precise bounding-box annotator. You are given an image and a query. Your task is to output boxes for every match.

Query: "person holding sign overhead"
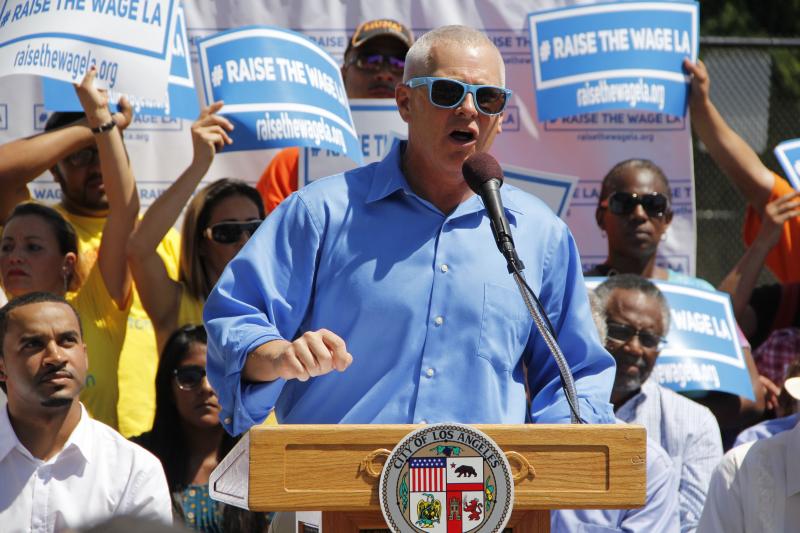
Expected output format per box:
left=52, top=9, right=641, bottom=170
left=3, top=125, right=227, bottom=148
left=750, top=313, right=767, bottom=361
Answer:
left=593, top=274, right=722, bottom=533
left=203, top=25, right=616, bottom=435
left=255, top=18, right=414, bottom=212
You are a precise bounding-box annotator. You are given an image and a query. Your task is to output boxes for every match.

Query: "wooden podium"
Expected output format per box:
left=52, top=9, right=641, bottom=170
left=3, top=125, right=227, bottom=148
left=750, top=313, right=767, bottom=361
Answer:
left=210, top=424, right=646, bottom=532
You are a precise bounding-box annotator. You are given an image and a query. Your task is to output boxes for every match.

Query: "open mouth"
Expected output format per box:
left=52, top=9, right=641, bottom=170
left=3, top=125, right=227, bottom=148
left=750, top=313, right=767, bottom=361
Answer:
left=449, top=129, right=476, bottom=143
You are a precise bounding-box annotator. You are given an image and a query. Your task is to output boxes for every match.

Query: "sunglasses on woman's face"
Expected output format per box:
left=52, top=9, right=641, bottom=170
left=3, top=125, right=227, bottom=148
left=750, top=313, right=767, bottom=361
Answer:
left=404, top=76, right=512, bottom=116
left=601, top=191, right=670, bottom=218
left=203, top=220, right=262, bottom=245
left=349, top=53, right=405, bottom=75
left=173, top=365, right=207, bottom=391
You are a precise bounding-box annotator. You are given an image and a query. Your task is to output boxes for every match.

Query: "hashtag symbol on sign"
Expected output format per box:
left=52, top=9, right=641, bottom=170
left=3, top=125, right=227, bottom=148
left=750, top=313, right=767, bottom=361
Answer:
left=0, top=12, right=10, bottom=27
left=211, top=65, right=224, bottom=88
left=539, top=40, right=552, bottom=63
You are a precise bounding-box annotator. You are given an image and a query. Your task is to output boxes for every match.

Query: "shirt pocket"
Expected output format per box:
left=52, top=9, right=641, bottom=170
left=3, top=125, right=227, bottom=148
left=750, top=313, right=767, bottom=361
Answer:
left=477, top=282, right=532, bottom=372
left=577, top=524, right=622, bottom=533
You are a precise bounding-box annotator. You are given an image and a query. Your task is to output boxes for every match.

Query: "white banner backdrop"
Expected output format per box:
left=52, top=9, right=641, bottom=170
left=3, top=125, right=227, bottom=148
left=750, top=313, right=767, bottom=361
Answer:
left=0, top=0, right=697, bottom=274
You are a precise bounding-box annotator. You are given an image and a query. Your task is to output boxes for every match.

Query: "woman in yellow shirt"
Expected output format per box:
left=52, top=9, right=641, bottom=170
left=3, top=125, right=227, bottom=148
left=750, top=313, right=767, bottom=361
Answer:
left=127, top=103, right=265, bottom=354
left=0, top=69, right=139, bottom=427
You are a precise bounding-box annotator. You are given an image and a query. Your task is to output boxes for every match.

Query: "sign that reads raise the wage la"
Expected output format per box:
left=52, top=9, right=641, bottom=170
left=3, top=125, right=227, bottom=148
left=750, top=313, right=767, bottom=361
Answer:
left=527, top=1, right=699, bottom=122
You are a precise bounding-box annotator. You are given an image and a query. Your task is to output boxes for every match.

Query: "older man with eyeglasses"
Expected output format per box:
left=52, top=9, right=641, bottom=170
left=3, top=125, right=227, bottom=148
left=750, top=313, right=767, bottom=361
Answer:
left=594, top=274, right=723, bottom=533
left=204, top=25, right=616, bottom=435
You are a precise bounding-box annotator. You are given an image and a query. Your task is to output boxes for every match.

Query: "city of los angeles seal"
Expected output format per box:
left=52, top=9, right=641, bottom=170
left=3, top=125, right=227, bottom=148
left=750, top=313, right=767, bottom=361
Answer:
left=379, top=423, right=513, bottom=532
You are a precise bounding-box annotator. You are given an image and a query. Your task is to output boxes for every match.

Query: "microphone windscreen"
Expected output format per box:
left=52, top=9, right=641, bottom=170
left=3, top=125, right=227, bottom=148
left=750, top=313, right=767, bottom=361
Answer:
left=462, top=152, right=504, bottom=194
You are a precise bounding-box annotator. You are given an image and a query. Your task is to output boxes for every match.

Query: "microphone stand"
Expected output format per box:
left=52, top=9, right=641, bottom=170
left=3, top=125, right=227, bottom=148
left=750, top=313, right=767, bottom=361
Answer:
left=509, top=263, right=584, bottom=424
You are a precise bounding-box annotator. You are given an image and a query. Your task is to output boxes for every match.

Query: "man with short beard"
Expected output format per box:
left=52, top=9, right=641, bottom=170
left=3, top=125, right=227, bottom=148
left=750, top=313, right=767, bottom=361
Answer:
left=594, top=274, right=723, bottom=533
left=0, top=292, right=171, bottom=531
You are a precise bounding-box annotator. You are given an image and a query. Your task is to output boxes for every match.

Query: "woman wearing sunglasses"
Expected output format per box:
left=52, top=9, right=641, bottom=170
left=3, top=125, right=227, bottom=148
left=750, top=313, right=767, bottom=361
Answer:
left=127, top=102, right=265, bottom=353
left=131, top=325, right=269, bottom=532
left=585, top=158, right=714, bottom=289
left=0, top=70, right=139, bottom=429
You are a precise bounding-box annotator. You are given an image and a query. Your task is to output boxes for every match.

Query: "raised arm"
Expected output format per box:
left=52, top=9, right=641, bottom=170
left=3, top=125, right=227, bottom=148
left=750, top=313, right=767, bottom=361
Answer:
left=718, top=191, right=800, bottom=335
left=0, top=99, right=132, bottom=224
left=686, top=59, right=775, bottom=212
left=74, top=68, right=138, bottom=309
left=127, top=102, right=232, bottom=344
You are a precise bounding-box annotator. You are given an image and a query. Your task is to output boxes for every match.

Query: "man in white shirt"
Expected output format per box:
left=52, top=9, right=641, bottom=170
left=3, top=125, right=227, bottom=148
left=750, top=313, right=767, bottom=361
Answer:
left=698, top=377, right=800, bottom=533
left=0, top=292, right=172, bottom=532
left=594, top=274, right=723, bottom=533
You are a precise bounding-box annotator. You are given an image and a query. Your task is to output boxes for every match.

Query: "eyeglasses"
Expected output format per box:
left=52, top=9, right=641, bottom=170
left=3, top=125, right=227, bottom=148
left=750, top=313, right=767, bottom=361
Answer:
left=173, top=365, right=207, bottom=391
left=65, top=147, right=99, bottom=168
left=601, top=191, right=670, bottom=218
left=606, top=321, right=666, bottom=349
left=405, top=77, right=512, bottom=116
left=349, top=53, right=405, bottom=75
left=203, top=220, right=262, bottom=245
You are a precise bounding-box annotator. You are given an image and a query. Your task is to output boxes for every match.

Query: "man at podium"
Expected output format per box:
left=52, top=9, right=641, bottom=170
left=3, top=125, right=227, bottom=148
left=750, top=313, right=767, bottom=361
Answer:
left=203, top=25, right=616, bottom=435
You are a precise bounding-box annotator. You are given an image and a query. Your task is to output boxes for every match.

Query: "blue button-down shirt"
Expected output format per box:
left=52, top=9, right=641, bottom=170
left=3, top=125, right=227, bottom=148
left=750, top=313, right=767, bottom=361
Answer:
left=204, top=142, right=616, bottom=435
left=552, top=431, right=680, bottom=532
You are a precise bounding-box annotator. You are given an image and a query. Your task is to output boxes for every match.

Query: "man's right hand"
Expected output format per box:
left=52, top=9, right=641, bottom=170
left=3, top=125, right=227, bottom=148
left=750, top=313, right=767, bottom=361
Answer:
left=243, top=329, right=353, bottom=383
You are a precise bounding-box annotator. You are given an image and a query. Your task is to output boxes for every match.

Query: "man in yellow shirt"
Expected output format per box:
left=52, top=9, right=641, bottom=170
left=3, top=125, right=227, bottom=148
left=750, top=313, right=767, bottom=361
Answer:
left=0, top=105, right=181, bottom=437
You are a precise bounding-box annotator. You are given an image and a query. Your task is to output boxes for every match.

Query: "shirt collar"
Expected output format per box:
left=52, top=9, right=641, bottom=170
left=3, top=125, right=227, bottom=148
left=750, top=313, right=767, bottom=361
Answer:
left=0, top=405, right=17, bottom=462
left=0, top=403, right=92, bottom=465
left=786, top=420, right=800, bottom=497
left=365, top=141, right=523, bottom=217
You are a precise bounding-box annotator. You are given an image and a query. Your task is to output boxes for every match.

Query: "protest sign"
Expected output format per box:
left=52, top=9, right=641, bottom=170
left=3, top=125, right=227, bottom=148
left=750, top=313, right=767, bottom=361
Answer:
left=774, top=138, right=800, bottom=190
left=586, top=278, right=754, bottom=400
left=502, top=165, right=577, bottom=218
left=528, top=0, right=699, bottom=121
left=0, top=0, right=176, bottom=101
left=41, top=3, right=198, bottom=119
left=298, top=99, right=404, bottom=185
left=197, top=25, right=362, bottom=163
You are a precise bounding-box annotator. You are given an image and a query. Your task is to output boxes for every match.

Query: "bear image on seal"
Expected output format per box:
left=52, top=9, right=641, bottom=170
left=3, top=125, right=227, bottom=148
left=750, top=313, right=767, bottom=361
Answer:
left=454, top=464, right=478, bottom=477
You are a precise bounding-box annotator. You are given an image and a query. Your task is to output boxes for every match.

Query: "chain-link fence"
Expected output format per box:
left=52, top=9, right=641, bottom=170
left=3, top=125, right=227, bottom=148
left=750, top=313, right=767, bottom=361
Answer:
left=695, top=37, right=800, bottom=286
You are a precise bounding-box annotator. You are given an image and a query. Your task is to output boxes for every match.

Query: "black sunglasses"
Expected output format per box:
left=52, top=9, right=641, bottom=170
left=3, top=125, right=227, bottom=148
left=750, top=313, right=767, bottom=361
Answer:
left=203, top=220, right=262, bottom=245
left=405, top=77, right=512, bottom=116
left=601, top=191, right=670, bottom=218
left=65, top=147, right=100, bottom=168
left=173, top=365, right=207, bottom=391
left=606, top=321, right=666, bottom=349
left=350, top=53, right=405, bottom=75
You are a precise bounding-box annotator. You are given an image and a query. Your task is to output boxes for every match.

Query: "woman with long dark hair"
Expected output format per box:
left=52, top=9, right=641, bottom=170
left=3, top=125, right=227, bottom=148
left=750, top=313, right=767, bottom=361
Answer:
left=132, top=324, right=268, bottom=532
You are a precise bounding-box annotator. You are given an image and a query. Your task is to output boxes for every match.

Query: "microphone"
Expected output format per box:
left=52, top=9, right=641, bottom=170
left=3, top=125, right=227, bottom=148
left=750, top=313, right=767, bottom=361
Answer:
left=462, top=152, right=524, bottom=272
left=463, top=152, right=584, bottom=424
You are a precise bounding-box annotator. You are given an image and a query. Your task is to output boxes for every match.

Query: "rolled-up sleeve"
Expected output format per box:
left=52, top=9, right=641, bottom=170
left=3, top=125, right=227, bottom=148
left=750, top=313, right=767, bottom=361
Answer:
left=204, top=193, right=322, bottom=435
left=528, top=222, right=616, bottom=424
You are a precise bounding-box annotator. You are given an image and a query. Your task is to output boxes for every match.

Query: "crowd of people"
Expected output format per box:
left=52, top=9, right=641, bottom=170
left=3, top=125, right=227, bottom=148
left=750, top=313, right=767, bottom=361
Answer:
left=0, top=17, right=798, bottom=533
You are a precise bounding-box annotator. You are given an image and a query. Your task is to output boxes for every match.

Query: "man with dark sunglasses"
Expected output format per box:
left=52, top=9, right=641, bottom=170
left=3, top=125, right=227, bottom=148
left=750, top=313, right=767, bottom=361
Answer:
left=205, top=25, right=615, bottom=435
left=0, top=101, right=184, bottom=439
left=594, top=274, right=722, bottom=533
left=256, top=18, right=414, bottom=212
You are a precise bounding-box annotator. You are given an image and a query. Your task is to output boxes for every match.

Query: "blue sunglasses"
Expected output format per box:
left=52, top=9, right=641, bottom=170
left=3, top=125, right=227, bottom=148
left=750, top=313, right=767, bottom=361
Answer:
left=405, top=76, right=512, bottom=115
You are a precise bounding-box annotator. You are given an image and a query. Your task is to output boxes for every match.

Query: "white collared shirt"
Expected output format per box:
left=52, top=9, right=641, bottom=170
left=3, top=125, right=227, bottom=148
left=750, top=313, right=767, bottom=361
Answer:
left=615, top=380, right=723, bottom=533
left=0, top=404, right=172, bottom=532
left=698, top=420, right=800, bottom=533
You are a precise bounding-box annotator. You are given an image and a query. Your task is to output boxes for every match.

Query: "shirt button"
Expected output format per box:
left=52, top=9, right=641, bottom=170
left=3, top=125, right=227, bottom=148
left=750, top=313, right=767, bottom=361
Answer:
left=434, top=316, right=444, bottom=326
left=425, top=368, right=435, bottom=378
left=440, top=264, right=449, bottom=273
left=224, top=417, right=232, bottom=425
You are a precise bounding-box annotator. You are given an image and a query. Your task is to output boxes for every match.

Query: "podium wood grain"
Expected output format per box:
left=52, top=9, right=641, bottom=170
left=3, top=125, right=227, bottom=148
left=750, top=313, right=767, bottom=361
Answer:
left=210, top=424, right=646, bottom=531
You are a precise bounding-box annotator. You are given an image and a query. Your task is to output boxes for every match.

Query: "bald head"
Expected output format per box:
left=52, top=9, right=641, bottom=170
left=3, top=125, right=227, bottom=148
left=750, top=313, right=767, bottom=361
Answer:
left=403, top=25, right=505, bottom=85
